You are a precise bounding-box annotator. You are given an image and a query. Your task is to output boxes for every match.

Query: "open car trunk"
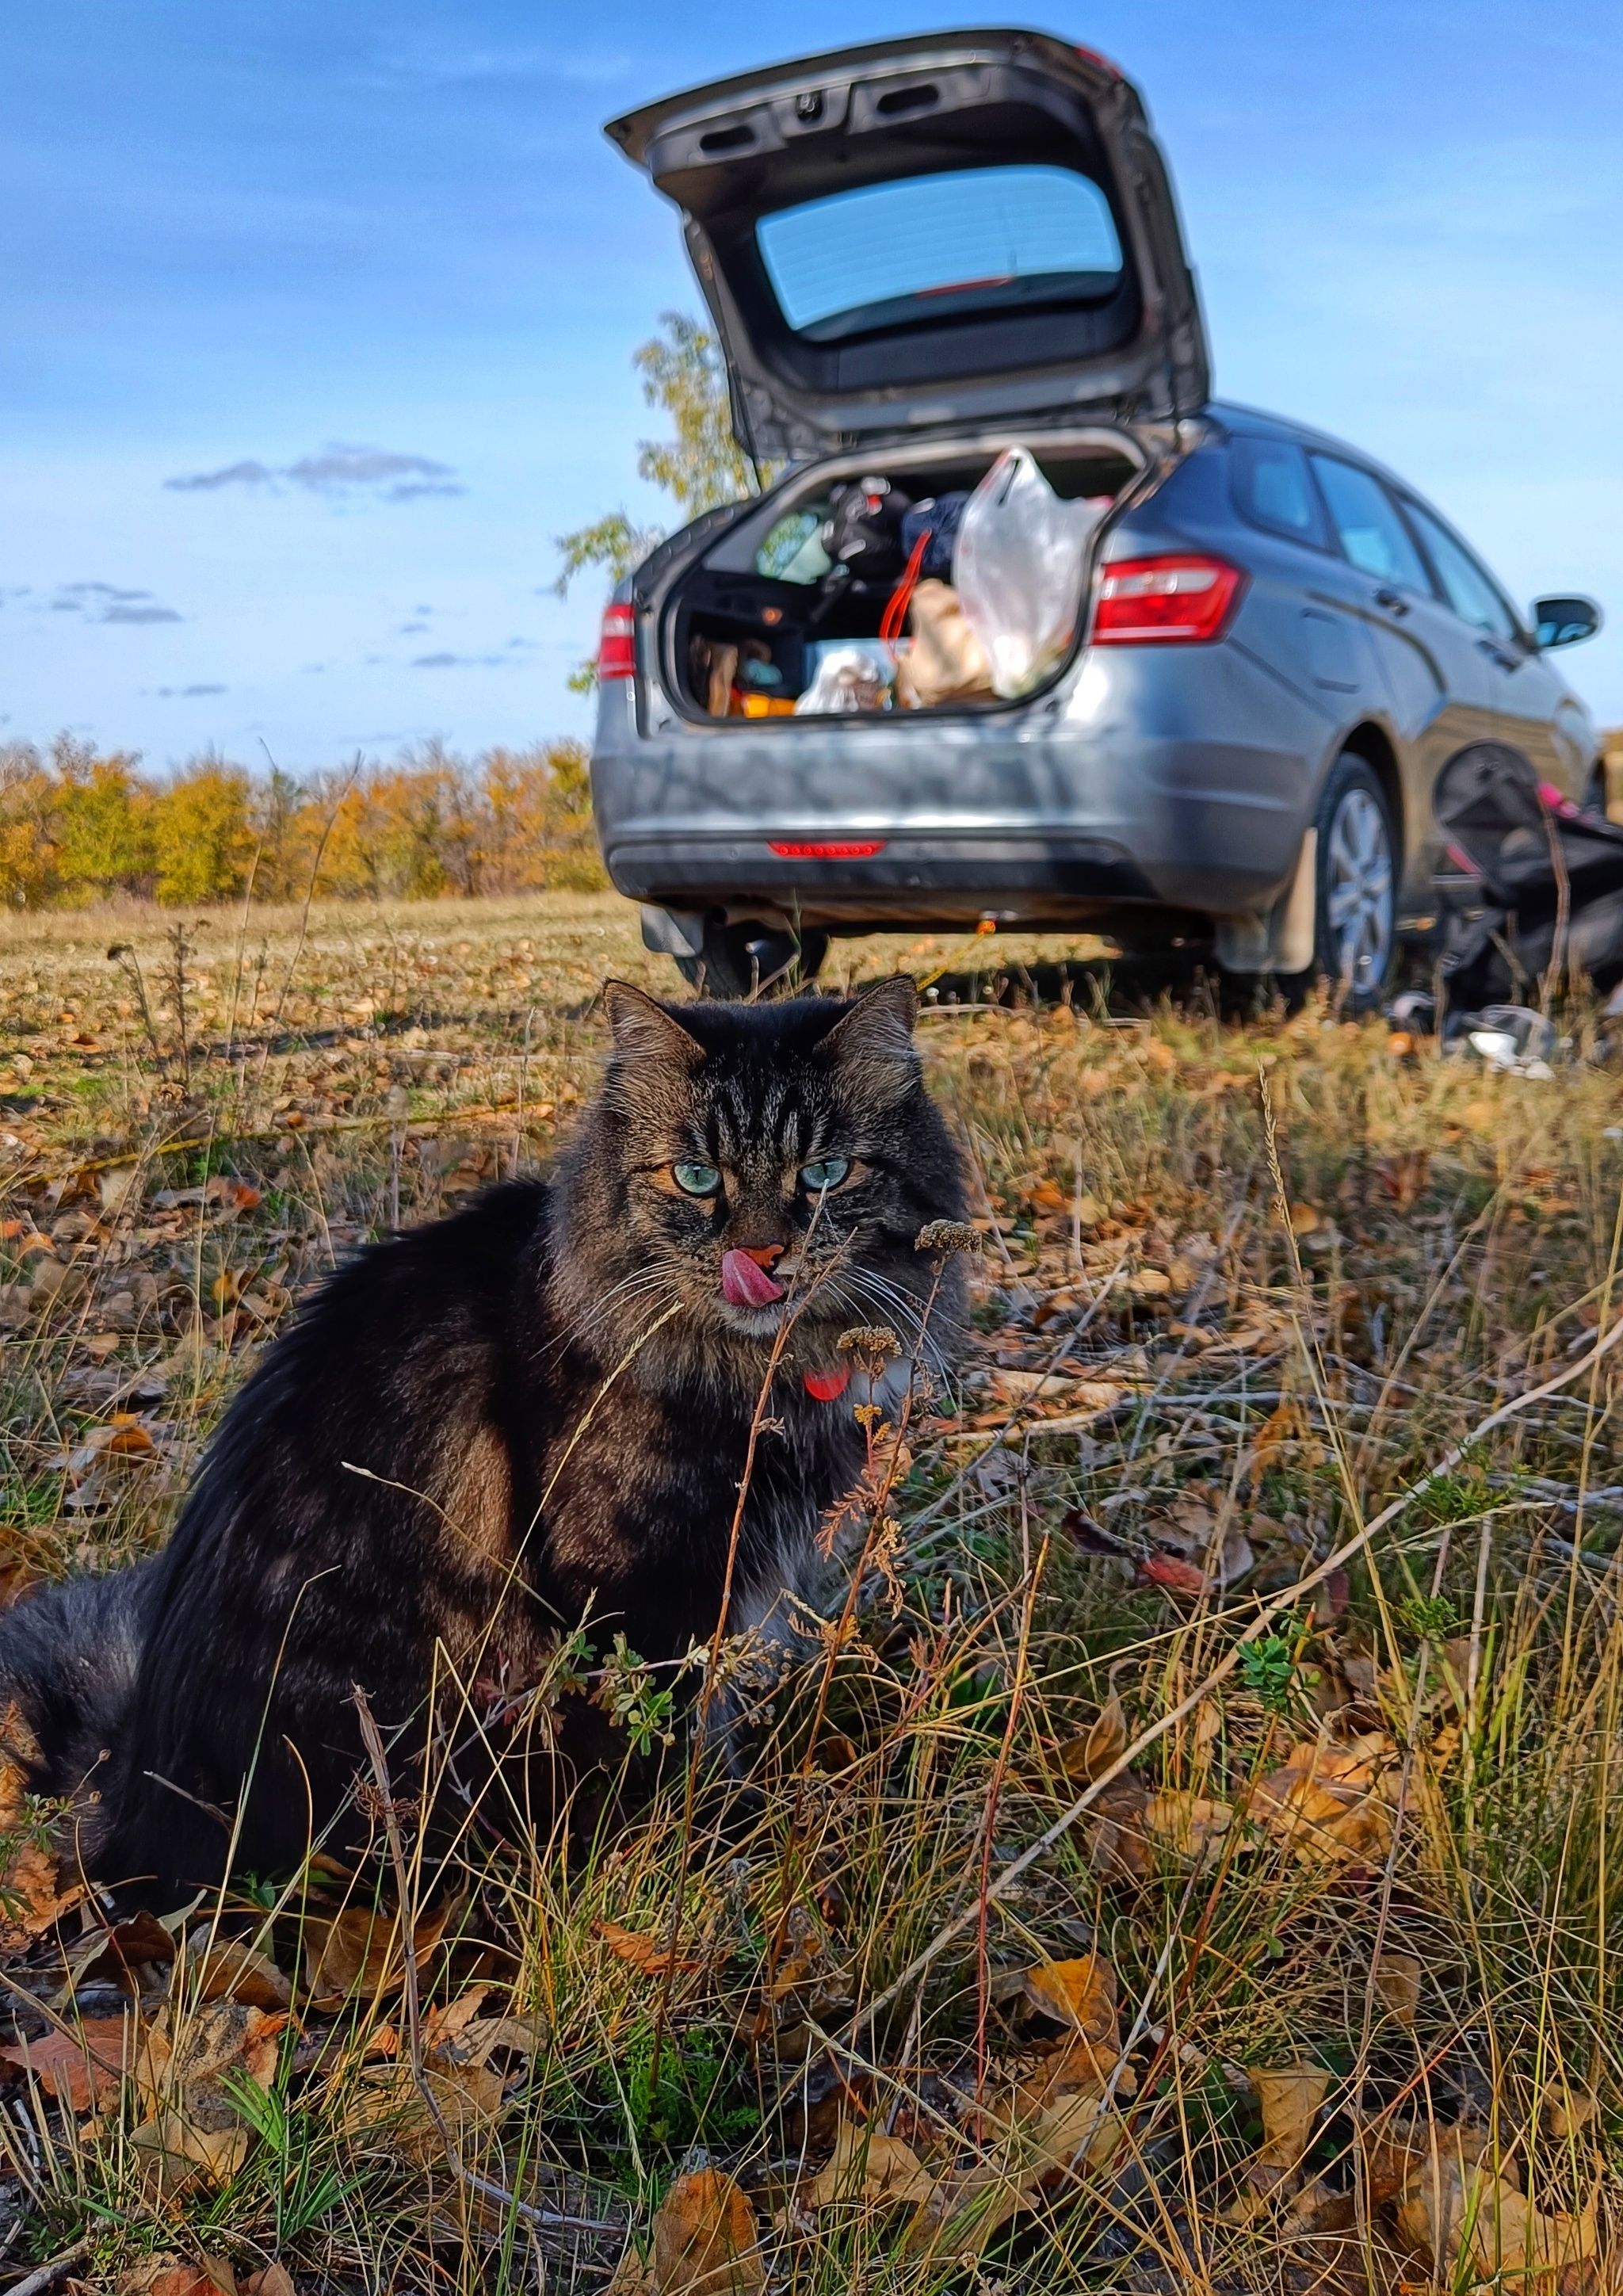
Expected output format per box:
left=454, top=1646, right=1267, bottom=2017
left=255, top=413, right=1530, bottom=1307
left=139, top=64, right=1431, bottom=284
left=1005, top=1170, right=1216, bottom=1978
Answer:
left=606, top=29, right=1209, bottom=462
left=661, top=430, right=1143, bottom=723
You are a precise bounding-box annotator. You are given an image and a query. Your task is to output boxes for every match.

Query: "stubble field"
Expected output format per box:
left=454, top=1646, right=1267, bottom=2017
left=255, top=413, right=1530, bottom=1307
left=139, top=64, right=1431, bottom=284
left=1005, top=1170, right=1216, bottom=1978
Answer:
left=2, top=888, right=1622, bottom=2295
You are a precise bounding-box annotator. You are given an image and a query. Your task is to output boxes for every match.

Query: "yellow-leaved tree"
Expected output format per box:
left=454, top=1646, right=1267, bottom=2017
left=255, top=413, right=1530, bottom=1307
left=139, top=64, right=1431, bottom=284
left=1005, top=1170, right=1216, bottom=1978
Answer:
left=54, top=739, right=152, bottom=899
left=149, top=758, right=256, bottom=904
left=552, top=311, right=769, bottom=690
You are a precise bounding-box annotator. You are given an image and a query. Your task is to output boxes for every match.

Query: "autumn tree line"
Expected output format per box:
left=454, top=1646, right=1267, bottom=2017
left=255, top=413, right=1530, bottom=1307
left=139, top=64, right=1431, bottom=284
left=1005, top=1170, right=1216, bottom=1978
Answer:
left=1, top=316, right=747, bottom=911
left=0, top=735, right=604, bottom=909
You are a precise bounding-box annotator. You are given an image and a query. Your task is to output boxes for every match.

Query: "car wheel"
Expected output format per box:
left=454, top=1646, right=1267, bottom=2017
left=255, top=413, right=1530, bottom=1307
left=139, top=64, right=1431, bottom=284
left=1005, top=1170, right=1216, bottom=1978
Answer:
left=1314, top=753, right=1396, bottom=1010
left=674, top=924, right=828, bottom=999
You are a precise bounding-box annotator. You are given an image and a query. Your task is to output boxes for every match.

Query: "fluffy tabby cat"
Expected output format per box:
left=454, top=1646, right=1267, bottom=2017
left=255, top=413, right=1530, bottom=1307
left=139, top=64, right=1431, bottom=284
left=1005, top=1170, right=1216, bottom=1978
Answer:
left=0, top=978, right=967, bottom=1905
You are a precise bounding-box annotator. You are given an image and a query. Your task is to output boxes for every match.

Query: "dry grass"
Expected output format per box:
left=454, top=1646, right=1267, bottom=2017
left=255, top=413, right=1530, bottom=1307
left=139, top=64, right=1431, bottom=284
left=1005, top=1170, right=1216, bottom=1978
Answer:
left=2, top=891, right=1623, bottom=2294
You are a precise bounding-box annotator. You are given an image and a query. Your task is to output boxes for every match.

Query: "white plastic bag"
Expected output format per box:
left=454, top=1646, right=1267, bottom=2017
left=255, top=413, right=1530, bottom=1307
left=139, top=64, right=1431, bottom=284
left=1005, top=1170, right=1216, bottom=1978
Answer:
left=793, top=643, right=892, bottom=714
left=953, top=448, right=1103, bottom=698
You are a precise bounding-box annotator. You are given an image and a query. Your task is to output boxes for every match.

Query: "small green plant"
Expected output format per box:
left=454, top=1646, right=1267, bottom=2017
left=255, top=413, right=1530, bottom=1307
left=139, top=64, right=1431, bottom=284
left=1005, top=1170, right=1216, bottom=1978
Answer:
left=1400, top=1592, right=1461, bottom=1641
left=1237, top=1618, right=1308, bottom=1715
left=220, top=2069, right=355, bottom=2243
left=621, top=2024, right=759, bottom=2153
left=593, top=1635, right=676, bottom=1756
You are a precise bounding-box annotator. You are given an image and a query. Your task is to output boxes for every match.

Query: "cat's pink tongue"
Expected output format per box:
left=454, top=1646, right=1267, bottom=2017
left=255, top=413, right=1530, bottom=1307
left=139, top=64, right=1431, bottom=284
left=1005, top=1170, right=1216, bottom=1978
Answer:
left=721, top=1248, right=785, bottom=1308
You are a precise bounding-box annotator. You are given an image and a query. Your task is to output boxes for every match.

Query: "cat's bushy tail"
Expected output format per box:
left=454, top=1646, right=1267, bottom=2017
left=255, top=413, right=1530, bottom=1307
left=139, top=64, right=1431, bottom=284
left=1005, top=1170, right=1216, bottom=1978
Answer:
left=0, top=1563, right=157, bottom=1820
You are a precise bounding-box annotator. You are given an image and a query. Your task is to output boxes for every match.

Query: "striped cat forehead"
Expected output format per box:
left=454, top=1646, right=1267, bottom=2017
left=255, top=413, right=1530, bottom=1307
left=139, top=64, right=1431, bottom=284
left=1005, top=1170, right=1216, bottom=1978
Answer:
left=601, top=979, right=920, bottom=1141
left=706, top=1069, right=831, bottom=1161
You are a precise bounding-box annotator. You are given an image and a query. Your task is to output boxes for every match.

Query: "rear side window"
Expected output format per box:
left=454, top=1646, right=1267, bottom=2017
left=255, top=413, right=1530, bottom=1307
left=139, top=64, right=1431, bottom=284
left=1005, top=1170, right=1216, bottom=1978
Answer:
left=1309, top=455, right=1430, bottom=592
left=755, top=164, right=1124, bottom=342
left=1232, top=437, right=1327, bottom=548
left=1402, top=499, right=1520, bottom=641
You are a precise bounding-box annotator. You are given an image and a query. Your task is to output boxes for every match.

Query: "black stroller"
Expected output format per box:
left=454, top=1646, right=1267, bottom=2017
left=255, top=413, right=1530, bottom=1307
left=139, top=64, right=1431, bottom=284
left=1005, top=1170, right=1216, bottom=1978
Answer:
left=1432, top=741, right=1623, bottom=1010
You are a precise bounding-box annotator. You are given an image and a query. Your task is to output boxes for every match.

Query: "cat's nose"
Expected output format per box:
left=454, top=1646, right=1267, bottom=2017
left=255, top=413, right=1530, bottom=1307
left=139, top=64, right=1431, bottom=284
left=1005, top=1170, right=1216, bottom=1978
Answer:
left=738, top=1245, right=783, bottom=1268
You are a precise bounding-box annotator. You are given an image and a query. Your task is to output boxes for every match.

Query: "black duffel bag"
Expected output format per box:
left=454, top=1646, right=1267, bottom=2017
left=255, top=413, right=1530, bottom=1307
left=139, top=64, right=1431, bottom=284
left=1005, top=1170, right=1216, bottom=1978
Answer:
left=820, top=476, right=913, bottom=582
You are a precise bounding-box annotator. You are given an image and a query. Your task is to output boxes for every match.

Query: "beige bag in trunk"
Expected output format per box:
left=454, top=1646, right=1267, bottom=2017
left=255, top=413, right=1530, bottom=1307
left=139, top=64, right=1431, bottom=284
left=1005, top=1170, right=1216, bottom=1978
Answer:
left=894, top=580, right=995, bottom=709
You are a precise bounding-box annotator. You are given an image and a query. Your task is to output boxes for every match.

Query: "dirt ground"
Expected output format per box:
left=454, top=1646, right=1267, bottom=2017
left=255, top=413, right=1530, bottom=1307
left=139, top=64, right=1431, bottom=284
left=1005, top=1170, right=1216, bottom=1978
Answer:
left=1, top=889, right=1621, bottom=2294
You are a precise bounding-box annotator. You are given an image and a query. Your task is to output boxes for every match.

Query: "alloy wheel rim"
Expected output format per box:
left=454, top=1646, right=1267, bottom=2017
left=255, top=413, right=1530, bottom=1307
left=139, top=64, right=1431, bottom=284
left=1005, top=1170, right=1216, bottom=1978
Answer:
left=1324, top=786, right=1394, bottom=990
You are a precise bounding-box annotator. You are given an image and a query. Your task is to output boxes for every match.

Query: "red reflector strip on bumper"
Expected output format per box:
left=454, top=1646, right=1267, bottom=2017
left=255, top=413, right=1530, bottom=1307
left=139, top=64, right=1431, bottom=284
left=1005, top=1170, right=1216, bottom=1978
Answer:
left=768, top=839, right=887, bottom=859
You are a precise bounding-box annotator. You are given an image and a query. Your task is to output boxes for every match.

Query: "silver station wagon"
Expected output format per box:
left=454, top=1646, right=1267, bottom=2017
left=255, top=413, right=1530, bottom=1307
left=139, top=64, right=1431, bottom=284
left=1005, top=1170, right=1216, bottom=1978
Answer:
left=590, top=29, right=1603, bottom=1003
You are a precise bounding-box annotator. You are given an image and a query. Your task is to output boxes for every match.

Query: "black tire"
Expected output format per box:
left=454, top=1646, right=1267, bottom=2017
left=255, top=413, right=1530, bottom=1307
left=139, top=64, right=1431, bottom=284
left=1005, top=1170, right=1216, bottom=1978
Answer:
left=1313, top=751, right=1397, bottom=1011
left=674, top=924, right=828, bottom=1000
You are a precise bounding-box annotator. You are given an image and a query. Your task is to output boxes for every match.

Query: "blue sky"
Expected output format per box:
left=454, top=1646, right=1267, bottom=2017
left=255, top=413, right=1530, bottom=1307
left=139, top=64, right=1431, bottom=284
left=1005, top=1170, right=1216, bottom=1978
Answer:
left=3, top=2, right=1621, bottom=771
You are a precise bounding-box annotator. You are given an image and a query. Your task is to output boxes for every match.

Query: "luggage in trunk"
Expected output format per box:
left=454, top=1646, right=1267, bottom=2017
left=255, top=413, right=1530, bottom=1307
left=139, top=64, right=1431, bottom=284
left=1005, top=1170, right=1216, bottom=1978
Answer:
left=671, top=436, right=1135, bottom=720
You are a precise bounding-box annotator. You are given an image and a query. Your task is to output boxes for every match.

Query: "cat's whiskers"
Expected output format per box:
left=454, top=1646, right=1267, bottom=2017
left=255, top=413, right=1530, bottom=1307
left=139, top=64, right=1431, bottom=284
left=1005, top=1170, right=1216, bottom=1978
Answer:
left=827, top=1267, right=957, bottom=1386
left=551, top=1265, right=686, bottom=1361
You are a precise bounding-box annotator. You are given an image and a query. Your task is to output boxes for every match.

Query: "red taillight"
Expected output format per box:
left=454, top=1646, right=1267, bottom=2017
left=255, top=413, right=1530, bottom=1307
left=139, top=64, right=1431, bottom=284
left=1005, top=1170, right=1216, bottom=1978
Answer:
left=1092, top=555, right=1245, bottom=644
left=768, top=839, right=887, bottom=859
left=598, top=603, right=636, bottom=681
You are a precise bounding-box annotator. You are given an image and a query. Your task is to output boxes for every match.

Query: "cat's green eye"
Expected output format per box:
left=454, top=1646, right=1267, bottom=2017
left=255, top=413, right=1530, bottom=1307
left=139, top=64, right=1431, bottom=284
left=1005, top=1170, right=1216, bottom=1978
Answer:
left=800, top=1156, right=851, bottom=1194
left=672, top=1161, right=721, bottom=1197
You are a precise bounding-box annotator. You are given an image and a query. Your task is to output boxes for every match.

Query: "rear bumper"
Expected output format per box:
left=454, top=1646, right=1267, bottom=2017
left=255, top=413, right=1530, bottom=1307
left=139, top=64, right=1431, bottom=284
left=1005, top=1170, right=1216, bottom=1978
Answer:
left=593, top=638, right=1329, bottom=930
left=605, top=832, right=1159, bottom=924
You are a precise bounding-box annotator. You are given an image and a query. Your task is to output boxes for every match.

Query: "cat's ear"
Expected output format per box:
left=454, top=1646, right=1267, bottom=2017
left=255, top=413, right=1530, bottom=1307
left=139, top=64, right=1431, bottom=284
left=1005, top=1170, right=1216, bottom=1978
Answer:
left=821, top=976, right=919, bottom=1104
left=602, top=981, right=705, bottom=1075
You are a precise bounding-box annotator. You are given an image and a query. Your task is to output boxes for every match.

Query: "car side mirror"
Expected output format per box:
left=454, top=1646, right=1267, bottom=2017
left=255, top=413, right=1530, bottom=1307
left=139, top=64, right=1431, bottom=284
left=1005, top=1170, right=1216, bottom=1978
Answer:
left=1532, top=594, right=1602, bottom=649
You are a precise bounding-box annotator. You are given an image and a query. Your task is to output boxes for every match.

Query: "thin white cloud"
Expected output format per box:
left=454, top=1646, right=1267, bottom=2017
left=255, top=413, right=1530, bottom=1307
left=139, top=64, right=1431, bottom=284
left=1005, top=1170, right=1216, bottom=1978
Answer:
left=164, top=445, right=464, bottom=499
left=50, top=583, right=182, bottom=625
left=164, top=460, right=274, bottom=492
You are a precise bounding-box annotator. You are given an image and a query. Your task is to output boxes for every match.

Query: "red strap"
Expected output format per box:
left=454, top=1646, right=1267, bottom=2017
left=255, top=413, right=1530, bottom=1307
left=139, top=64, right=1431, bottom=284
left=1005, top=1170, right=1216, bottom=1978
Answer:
left=880, top=531, right=930, bottom=648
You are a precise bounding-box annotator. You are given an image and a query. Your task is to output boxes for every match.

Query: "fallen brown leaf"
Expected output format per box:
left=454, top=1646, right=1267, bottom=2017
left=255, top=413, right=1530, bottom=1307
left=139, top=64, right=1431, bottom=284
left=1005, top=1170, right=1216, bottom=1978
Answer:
left=60, top=1907, right=178, bottom=1996
left=651, top=2165, right=765, bottom=2294
left=1396, top=2138, right=1599, bottom=2286
left=1545, top=2087, right=1599, bottom=2141
left=184, top=1926, right=292, bottom=2009
left=242, top=2266, right=297, bottom=2296
left=0, top=2014, right=133, bottom=2109
left=1251, top=2064, right=1332, bottom=2190
left=1059, top=1690, right=1128, bottom=1786
left=302, top=1897, right=453, bottom=2004
left=1143, top=1790, right=1233, bottom=1868
left=598, top=1919, right=700, bottom=1976
left=340, top=2054, right=506, bottom=2160
left=804, top=2119, right=935, bottom=2209
left=1252, top=1397, right=1320, bottom=1474
left=117, top=2256, right=235, bottom=2296
left=1252, top=1733, right=1398, bottom=1866
left=1018, top=1954, right=1117, bottom=2045
left=1373, top=1951, right=1422, bottom=2027
left=0, top=1836, right=84, bottom=1946
left=908, top=2079, right=1125, bottom=2264
left=1137, top=1552, right=1211, bottom=1598
left=131, top=2109, right=251, bottom=2190
left=1079, top=1770, right=1153, bottom=1884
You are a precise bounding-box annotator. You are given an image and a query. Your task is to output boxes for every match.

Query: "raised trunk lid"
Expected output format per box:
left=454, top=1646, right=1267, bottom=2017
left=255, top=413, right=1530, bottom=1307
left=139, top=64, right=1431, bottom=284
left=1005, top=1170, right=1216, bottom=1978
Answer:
left=605, top=29, right=1209, bottom=464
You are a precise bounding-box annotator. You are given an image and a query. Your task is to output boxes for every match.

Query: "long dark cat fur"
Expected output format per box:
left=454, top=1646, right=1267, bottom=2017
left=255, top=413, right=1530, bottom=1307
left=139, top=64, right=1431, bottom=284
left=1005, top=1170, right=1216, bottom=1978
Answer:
left=0, top=978, right=967, bottom=1905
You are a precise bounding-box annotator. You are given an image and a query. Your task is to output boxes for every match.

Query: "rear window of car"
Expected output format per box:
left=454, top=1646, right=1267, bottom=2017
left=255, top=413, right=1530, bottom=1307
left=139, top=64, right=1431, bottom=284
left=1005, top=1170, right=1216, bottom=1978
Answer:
left=1232, top=437, right=1327, bottom=547
left=755, top=164, right=1124, bottom=342
left=1309, top=456, right=1431, bottom=591
left=1401, top=499, right=1520, bottom=641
